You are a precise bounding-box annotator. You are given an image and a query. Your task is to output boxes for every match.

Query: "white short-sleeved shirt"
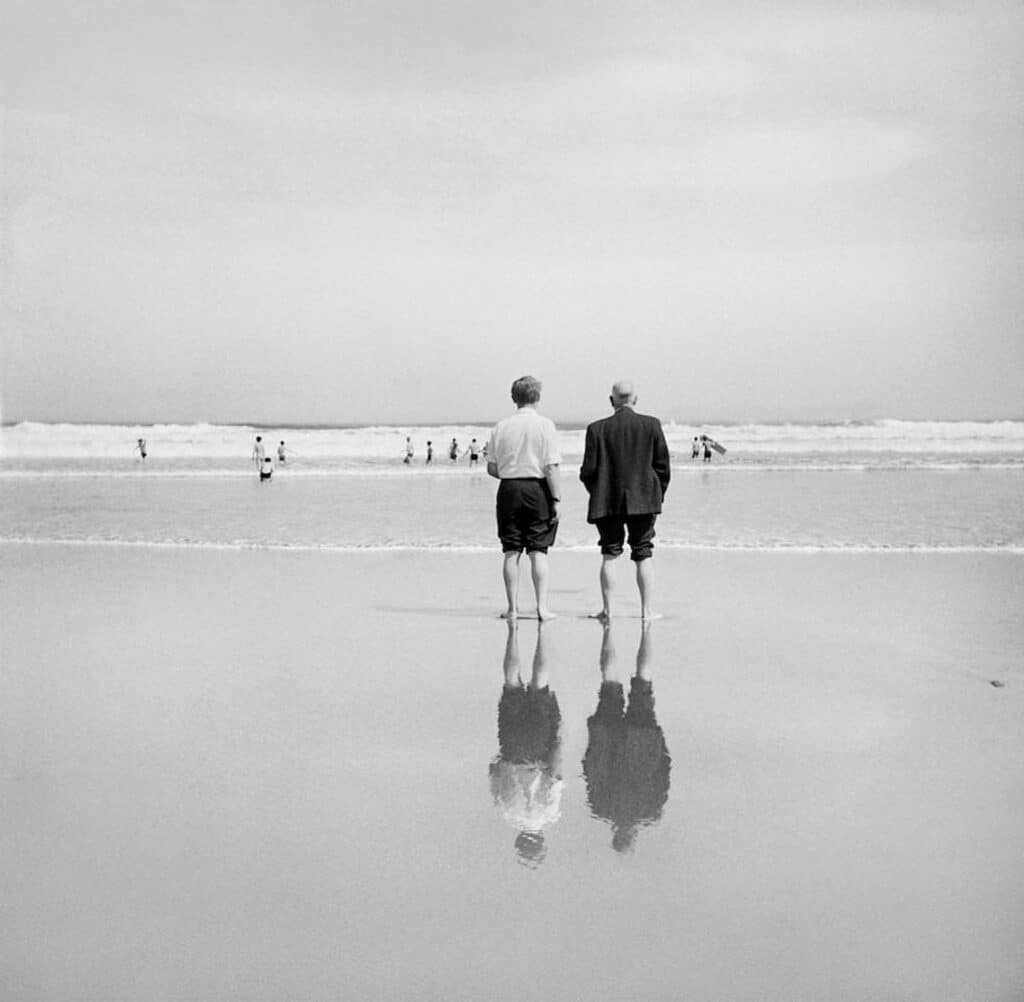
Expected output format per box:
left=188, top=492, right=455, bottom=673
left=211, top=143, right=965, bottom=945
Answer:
left=487, top=406, right=561, bottom=478
left=490, top=761, right=564, bottom=831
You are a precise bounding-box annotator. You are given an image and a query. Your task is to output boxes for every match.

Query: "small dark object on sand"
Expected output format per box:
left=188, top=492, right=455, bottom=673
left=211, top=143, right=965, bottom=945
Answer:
left=990, top=680, right=1005, bottom=687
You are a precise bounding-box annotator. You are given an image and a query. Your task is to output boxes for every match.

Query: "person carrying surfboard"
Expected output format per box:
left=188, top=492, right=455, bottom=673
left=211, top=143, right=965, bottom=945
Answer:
left=699, top=434, right=727, bottom=462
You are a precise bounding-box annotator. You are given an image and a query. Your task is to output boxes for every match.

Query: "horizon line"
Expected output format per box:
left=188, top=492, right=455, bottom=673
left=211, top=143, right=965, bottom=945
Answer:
left=4, top=414, right=1024, bottom=428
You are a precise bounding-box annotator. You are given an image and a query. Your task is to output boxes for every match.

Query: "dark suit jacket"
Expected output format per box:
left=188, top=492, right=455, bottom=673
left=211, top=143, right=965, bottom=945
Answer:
left=579, top=407, right=671, bottom=523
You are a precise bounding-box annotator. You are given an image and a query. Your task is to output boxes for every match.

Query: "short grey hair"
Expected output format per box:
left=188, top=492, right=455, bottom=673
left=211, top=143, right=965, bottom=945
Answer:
left=610, top=380, right=636, bottom=406
left=511, top=375, right=542, bottom=405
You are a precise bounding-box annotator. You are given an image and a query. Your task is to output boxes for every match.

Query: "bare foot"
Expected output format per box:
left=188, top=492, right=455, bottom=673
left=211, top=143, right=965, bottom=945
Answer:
left=588, top=610, right=610, bottom=621
left=537, top=608, right=558, bottom=621
left=500, top=609, right=518, bottom=620
left=641, top=610, right=663, bottom=621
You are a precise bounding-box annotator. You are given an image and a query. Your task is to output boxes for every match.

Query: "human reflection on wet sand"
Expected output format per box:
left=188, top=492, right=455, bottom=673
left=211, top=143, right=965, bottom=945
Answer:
left=489, top=621, right=563, bottom=867
left=583, top=622, right=671, bottom=852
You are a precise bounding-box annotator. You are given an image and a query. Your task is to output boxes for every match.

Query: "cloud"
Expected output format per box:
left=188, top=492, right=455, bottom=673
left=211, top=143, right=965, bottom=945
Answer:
left=684, top=119, right=931, bottom=189
left=184, top=50, right=928, bottom=203
left=3, top=1, right=1022, bottom=420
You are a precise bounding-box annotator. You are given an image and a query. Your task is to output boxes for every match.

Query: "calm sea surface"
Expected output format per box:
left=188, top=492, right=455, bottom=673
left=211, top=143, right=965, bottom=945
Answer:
left=1, top=466, right=1022, bottom=552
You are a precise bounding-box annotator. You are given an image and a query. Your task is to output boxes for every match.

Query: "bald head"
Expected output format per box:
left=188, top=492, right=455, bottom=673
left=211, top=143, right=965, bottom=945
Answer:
left=610, top=380, right=637, bottom=409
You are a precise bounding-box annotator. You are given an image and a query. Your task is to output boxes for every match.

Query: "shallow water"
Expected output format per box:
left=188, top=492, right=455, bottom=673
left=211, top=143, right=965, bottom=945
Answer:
left=1, top=466, right=1021, bottom=551
left=5, top=418, right=1022, bottom=553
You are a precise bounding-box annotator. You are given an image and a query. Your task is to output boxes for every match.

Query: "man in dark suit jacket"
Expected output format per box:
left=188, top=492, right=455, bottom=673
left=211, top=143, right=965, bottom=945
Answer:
left=579, top=381, right=671, bottom=620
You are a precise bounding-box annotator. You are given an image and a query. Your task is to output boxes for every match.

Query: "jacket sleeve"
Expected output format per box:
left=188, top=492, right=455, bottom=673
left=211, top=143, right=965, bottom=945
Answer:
left=652, top=420, right=671, bottom=495
left=580, top=424, right=597, bottom=489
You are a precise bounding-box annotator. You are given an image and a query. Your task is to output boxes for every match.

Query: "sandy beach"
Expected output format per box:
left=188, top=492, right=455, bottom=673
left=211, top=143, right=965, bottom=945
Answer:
left=6, top=0, right=1023, bottom=994
left=1, top=542, right=1022, bottom=1001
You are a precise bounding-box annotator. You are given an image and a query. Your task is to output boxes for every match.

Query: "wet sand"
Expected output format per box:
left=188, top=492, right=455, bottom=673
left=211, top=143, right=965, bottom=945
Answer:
left=1, top=543, right=1022, bottom=1001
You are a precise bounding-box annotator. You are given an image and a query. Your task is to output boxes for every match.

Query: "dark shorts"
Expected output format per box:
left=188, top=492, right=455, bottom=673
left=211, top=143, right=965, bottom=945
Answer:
left=497, top=478, right=558, bottom=554
left=260, top=471, right=272, bottom=481
left=595, top=514, right=657, bottom=561
left=497, top=685, right=561, bottom=763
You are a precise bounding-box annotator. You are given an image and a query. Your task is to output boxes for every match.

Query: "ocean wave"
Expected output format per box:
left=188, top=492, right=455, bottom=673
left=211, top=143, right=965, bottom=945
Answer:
left=663, top=418, right=1024, bottom=437
left=3, top=419, right=1024, bottom=461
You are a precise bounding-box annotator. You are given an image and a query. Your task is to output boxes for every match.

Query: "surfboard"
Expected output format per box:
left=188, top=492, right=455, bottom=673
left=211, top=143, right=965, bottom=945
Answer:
left=701, top=436, right=727, bottom=455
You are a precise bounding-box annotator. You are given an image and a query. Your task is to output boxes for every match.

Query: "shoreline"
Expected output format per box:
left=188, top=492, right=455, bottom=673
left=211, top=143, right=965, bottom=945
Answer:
left=3, top=537, right=1024, bottom=555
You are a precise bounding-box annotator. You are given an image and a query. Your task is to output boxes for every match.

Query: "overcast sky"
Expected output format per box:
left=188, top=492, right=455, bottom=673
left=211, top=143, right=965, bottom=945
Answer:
left=2, top=0, right=1022, bottom=424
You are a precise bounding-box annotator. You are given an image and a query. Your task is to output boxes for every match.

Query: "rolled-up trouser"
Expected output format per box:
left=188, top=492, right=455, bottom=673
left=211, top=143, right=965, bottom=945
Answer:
left=594, top=514, right=657, bottom=561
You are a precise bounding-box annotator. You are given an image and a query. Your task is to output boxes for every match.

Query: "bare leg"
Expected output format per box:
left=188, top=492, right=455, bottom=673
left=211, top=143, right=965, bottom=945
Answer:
left=528, top=551, right=557, bottom=620
left=530, top=623, right=550, bottom=688
left=501, top=551, right=521, bottom=619
left=636, top=558, right=662, bottom=620
left=502, top=619, right=521, bottom=685
left=599, top=621, right=620, bottom=683
left=636, top=620, right=654, bottom=680
left=589, top=554, right=618, bottom=619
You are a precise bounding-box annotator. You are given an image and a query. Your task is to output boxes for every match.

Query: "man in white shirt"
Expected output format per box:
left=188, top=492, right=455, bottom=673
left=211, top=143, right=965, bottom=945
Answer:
left=487, top=375, right=562, bottom=620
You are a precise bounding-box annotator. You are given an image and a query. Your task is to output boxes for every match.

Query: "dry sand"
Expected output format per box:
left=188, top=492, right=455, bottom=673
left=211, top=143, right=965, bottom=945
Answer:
left=1, top=543, right=1022, bottom=1001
